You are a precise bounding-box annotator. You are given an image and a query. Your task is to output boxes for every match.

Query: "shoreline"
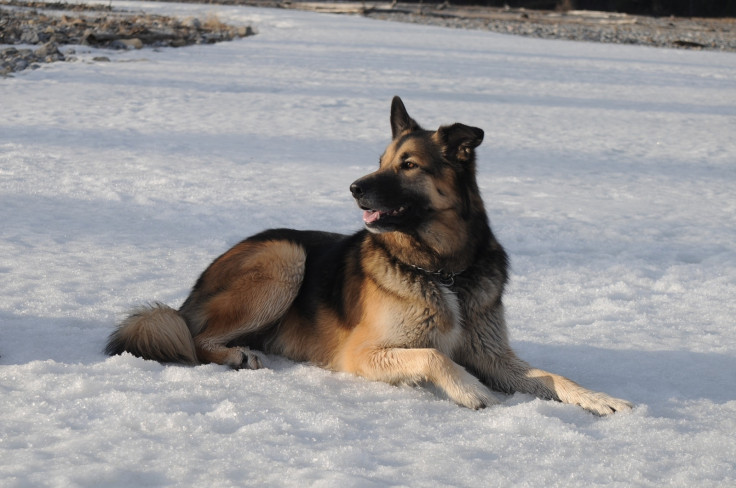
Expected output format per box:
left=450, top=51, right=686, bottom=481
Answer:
left=2, top=0, right=735, bottom=76
left=121, top=0, right=736, bottom=52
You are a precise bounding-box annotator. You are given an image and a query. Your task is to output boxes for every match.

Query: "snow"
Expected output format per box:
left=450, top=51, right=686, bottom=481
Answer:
left=2, top=2, right=736, bottom=486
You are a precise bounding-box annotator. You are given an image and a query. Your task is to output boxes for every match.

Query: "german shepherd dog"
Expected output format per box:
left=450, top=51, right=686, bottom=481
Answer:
left=106, top=97, right=632, bottom=415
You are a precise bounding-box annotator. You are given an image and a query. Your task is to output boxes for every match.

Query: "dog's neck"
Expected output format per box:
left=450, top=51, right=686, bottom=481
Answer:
left=406, top=263, right=462, bottom=287
left=375, top=215, right=486, bottom=276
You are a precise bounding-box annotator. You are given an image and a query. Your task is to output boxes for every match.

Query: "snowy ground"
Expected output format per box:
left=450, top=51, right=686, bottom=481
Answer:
left=2, top=2, right=736, bottom=486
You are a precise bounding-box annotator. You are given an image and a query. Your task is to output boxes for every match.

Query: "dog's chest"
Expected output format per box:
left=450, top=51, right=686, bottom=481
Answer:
left=385, top=282, right=463, bottom=354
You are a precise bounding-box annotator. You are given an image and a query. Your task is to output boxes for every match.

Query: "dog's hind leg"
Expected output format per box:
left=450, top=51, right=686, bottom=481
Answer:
left=181, top=240, right=307, bottom=369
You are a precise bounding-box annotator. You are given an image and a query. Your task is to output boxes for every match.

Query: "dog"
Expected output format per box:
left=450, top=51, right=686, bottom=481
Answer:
left=106, top=96, right=632, bottom=415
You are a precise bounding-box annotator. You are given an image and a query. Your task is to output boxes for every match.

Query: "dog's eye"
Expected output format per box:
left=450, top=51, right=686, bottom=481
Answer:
left=400, top=161, right=418, bottom=170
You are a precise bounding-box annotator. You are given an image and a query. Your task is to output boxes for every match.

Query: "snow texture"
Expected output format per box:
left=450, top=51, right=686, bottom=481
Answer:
left=2, top=2, right=736, bottom=486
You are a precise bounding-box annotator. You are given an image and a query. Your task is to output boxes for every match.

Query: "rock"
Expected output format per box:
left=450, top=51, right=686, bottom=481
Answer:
left=183, top=17, right=201, bottom=29
left=81, top=28, right=94, bottom=45
left=20, top=29, right=40, bottom=44
left=110, top=38, right=144, bottom=50
left=238, top=26, right=255, bottom=37
left=33, top=41, right=57, bottom=58
left=14, top=58, right=28, bottom=71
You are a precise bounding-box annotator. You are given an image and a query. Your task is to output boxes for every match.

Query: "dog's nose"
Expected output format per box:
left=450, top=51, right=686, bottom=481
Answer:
left=350, top=182, right=363, bottom=198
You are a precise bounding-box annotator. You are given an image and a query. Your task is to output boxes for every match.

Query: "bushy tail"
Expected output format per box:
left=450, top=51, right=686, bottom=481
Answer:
left=105, top=303, right=198, bottom=365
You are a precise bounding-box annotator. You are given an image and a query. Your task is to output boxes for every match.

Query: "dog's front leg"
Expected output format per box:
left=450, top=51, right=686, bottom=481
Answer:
left=515, top=366, right=633, bottom=416
left=346, top=347, right=500, bottom=409
left=463, top=347, right=632, bottom=415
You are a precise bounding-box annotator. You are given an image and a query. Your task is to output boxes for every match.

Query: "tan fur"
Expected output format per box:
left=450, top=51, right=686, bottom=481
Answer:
left=330, top=278, right=494, bottom=408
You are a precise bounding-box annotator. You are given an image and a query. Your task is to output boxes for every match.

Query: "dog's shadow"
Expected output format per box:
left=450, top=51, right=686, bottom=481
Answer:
left=512, top=340, right=736, bottom=407
left=3, top=313, right=733, bottom=410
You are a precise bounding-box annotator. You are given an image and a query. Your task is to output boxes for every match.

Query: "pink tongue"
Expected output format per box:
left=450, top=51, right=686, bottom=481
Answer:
left=363, top=210, right=381, bottom=223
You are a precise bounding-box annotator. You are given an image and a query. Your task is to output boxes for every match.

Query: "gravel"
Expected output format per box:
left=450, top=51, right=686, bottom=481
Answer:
left=0, top=0, right=255, bottom=76
left=165, top=0, right=736, bottom=52
left=2, top=0, right=734, bottom=77
left=361, top=3, right=736, bottom=52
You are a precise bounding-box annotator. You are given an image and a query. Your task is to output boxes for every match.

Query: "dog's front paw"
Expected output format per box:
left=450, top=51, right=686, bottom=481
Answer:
left=448, top=371, right=502, bottom=410
left=578, top=391, right=633, bottom=416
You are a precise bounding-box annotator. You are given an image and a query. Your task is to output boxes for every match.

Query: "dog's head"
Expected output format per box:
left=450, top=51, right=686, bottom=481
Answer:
left=350, top=96, right=484, bottom=235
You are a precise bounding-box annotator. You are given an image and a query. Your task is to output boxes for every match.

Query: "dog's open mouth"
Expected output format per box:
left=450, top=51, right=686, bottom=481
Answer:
left=362, top=206, right=408, bottom=224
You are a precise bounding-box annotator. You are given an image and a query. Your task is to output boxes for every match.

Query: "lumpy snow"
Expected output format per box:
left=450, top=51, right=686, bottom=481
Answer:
left=1, top=2, right=735, bottom=487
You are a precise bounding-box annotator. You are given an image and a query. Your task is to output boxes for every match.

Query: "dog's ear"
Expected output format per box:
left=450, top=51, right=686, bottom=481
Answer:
left=436, top=123, right=484, bottom=162
left=390, top=96, right=421, bottom=139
